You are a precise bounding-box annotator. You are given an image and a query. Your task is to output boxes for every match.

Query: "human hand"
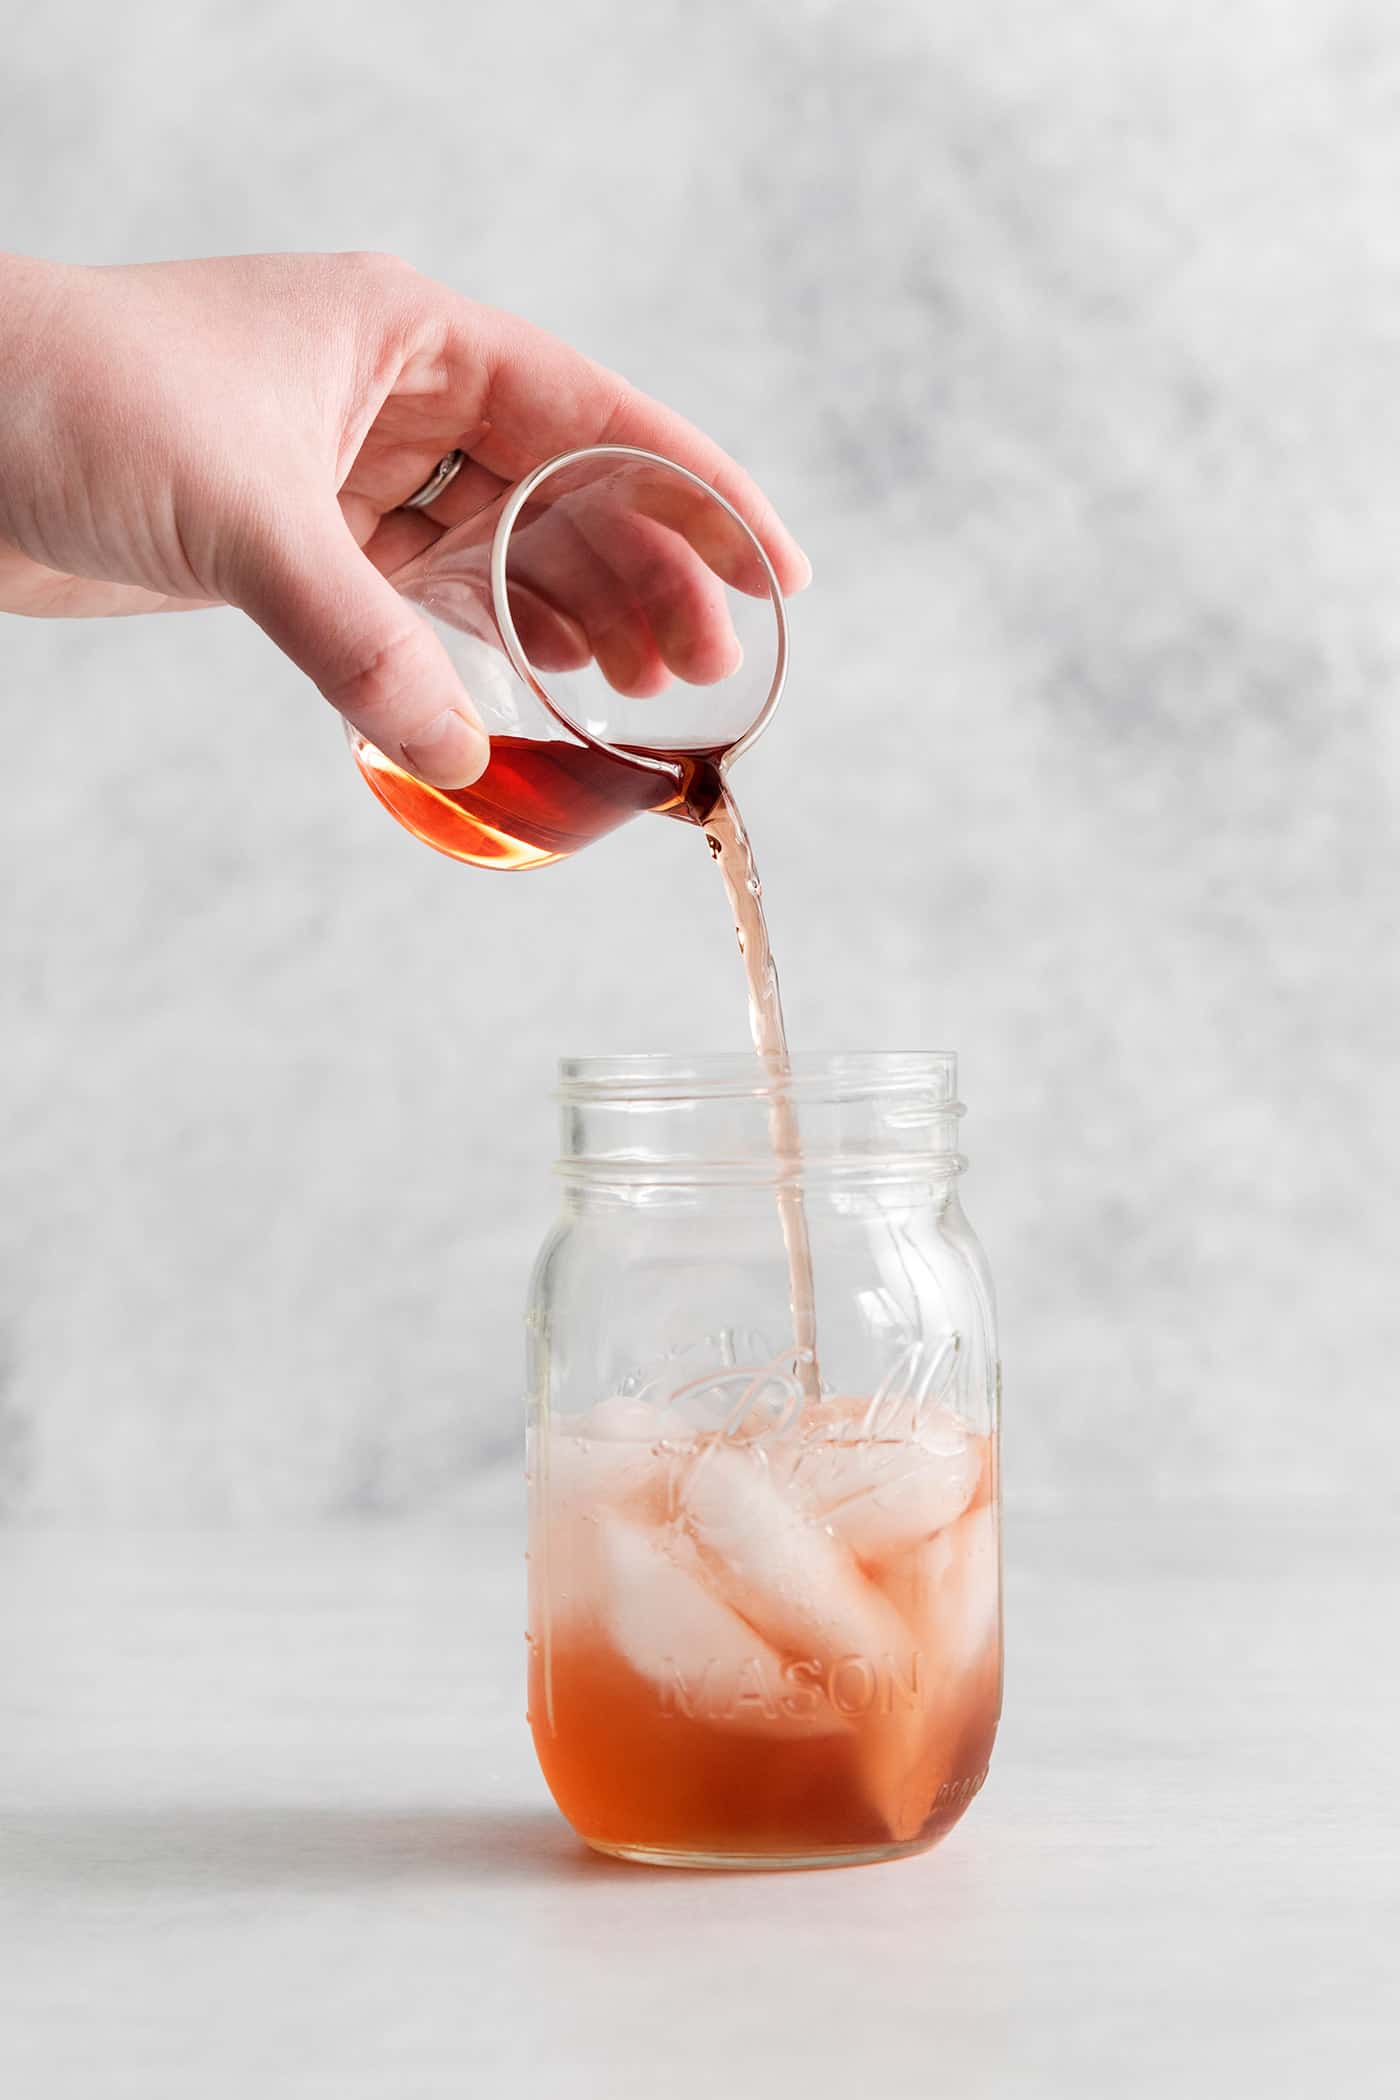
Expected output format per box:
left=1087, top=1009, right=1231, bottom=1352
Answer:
left=0, top=251, right=809, bottom=788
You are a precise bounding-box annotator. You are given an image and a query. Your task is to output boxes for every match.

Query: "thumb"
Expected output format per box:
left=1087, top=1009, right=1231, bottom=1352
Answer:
left=230, top=504, right=490, bottom=790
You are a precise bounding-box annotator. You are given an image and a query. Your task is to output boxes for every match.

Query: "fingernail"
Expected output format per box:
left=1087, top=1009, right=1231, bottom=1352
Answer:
left=793, top=549, right=814, bottom=590
left=400, top=708, right=490, bottom=790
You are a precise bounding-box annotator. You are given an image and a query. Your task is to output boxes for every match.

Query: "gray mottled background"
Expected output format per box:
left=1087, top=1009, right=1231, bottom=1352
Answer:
left=3, top=0, right=1397, bottom=1520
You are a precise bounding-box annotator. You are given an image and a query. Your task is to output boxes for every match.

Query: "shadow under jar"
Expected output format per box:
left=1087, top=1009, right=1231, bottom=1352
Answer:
left=526, top=1054, right=1002, bottom=1871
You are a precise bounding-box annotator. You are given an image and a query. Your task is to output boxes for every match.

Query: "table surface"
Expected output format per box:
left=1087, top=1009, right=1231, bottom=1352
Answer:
left=1, top=1506, right=1395, bottom=2098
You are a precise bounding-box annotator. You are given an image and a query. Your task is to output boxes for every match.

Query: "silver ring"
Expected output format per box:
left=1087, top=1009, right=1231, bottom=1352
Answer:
left=401, top=449, right=467, bottom=512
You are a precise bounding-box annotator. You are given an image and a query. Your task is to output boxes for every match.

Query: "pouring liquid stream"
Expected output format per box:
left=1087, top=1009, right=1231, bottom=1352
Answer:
left=350, top=731, right=822, bottom=1399
left=681, top=756, right=822, bottom=1408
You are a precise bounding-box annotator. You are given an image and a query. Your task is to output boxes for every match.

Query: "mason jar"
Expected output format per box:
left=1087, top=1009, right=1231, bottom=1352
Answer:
left=525, top=1053, right=1001, bottom=1870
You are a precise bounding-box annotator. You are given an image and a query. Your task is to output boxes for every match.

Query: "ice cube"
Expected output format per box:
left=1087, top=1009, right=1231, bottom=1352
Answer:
left=858, top=1503, right=1001, bottom=1841
left=678, top=1442, right=915, bottom=1672
left=792, top=1409, right=982, bottom=1564
left=592, top=1511, right=842, bottom=1738
left=546, top=1398, right=689, bottom=1527
left=581, top=1394, right=687, bottom=1443
left=876, top=1503, right=1000, bottom=1672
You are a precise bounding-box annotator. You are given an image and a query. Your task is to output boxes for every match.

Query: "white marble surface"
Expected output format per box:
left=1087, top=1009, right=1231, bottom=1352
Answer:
left=4, top=2, right=1400, bottom=1518
left=2, top=1506, right=1394, bottom=2096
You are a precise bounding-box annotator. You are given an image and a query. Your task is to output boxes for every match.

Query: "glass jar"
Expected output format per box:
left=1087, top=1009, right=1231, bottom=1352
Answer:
left=526, top=1053, right=1002, bottom=1871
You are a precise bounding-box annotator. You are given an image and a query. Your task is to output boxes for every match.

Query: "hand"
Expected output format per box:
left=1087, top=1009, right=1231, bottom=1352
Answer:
left=0, top=251, right=809, bottom=788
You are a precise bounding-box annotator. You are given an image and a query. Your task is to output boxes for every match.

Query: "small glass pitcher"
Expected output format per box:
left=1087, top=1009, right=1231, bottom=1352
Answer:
left=526, top=1053, right=1002, bottom=1870
left=349, top=446, right=789, bottom=870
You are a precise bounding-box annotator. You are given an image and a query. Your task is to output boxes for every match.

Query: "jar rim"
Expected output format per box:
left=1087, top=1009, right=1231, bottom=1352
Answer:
left=558, top=1051, right=958, bottom=1105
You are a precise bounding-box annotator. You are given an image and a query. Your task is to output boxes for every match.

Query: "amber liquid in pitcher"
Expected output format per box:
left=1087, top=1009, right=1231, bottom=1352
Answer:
left=352, top=732, right=696, bottom=871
